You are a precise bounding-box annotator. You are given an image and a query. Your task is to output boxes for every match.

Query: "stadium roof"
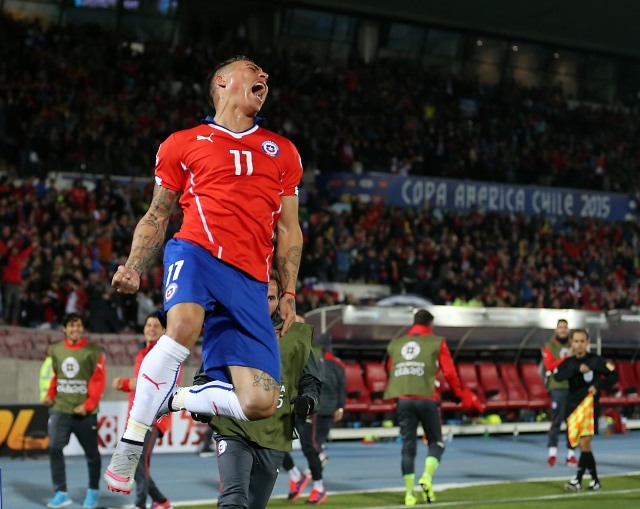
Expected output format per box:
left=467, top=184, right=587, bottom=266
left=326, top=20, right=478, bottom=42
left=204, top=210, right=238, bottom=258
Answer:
left=291, top=0, right=640, bottom=58
left=305, top=305, right=640, bottom=359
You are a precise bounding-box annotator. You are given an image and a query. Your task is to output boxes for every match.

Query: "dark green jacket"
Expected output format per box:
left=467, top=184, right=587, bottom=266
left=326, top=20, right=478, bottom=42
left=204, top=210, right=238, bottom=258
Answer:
left=196, top=322, right=322, bottom=452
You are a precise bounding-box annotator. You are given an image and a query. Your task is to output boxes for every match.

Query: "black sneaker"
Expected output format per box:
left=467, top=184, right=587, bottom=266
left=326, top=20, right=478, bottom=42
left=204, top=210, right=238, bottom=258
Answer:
left=564, top=478, right=581, bottom=492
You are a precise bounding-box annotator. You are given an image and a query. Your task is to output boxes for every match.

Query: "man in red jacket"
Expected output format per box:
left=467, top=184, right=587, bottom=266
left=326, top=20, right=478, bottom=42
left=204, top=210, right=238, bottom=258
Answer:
left=113, top=313, right=176, bottom=509
left=0, top=238, right=35, bottom=324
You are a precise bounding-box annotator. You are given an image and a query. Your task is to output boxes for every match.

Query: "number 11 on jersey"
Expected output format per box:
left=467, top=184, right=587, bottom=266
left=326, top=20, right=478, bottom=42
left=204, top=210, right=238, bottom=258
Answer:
left=230, top=149, right=254, bottom=176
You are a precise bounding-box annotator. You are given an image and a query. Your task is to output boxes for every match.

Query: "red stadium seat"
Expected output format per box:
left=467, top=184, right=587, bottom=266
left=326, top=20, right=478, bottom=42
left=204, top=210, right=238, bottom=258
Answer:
left=600, top=361, right=628, bottom=406
left=362, top=361, right=396, bottom=413
left=599, top=387, right=628, bottom=407
left=343, top=362, right=371, bottom=414
left=436, top=370, right=462, bottom=412
left=634, top=361, right=640, bottom=389
left=519, top=363, right=551, bottom=409
left=362, top=361, right=388, bottom=396
left=616, top=361, right=640, bottom=393
left=613, top=361, right=640, bottom=405
left=436, top=369, right=452, bottom=397
left=456, top=362, right=482, bottom=396
left=477, top=363, right=510, bottom=410
left=497, top=363, right=530, bottom=409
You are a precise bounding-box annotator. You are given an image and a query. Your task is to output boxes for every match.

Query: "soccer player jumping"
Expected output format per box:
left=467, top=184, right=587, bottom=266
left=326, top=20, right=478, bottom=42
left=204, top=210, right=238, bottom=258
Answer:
left=104, top=55, right=304, bottom=494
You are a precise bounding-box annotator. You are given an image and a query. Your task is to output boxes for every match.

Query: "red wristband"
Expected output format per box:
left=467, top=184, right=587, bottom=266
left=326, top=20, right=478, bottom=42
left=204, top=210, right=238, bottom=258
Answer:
left=282, top=291, right=296, bottom=299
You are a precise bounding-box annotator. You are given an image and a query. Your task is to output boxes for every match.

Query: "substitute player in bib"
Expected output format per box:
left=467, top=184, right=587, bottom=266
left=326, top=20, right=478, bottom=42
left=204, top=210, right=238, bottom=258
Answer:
left=105, top=55, right=304, bottom=494
left=384, top=309, right=484, bottom=506
left=192, top=275, right=321, bottom=509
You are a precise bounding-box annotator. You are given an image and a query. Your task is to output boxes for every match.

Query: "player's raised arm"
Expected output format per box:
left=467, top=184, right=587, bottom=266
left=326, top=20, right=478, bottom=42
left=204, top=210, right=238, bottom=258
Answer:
left=275, top=194, right=303, bottom=335
left=112, top=184, right=178, bottom=294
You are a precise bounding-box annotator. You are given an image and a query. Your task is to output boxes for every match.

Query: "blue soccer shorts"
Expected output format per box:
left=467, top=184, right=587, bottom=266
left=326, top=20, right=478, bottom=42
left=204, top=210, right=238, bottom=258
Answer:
left=162, top=238, right=280, bottom=383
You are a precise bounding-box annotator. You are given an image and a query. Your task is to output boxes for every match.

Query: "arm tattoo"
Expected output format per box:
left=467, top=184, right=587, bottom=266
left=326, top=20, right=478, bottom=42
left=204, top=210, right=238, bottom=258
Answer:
left=277, top=245, right=302, bottom=292
left=126, top=186, right=177, bottom=274
left=253, top=372, right=281, bottom=392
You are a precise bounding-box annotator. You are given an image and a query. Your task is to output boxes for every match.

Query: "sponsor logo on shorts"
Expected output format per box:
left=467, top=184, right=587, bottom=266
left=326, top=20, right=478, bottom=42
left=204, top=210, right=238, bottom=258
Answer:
left=261, top=140, right=279, bottom=156
left=218, top=439, right=227, bottom=455
left=165, top=282, right=178, bottom=302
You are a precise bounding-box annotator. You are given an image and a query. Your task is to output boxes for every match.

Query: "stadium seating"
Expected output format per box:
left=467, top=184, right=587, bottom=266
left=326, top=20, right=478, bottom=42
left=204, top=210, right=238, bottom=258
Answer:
left=362, top=361, right=388, bottom=396
left=613, top=361, right=640, bottom=405
left=497, top=363, right=530, bottom=409
left=477, top=363, right=510, bottom=410
left=616, top=361, right=640, bottom=393
left=599, top=362, right=627, bottom=406
left=456, top=362, right=483, bottom=396
left=362, top=361, right=396, bottom=413
left=518, top=363, right=551, bottom=409
left=599, top=386, right=628, bottom=406
left=5, top=322, right=639, bottom=416
left=436, top=370, right=462, bottom=412
left=343, top=362, right=372, bottom=414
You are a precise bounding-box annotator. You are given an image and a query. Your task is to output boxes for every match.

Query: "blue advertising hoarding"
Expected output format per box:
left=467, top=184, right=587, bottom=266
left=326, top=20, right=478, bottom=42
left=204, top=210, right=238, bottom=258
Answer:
left=317, top=173, right=635, bottom=221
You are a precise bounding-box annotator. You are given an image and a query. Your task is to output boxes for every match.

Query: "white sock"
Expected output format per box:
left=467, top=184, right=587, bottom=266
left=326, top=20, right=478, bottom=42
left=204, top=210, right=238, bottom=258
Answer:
left=548, top=446, right=558, bottom=457
left=182, top=380, right=249, bottom=421
left=312, top=480, right=324, bottom=490
left=567, top=449, right=576, bottom=459
left=122, top=418, right=150, bottom=443
left=128, top=335, right=190, bottom=426
left=289, top=466, right=302, bottom=480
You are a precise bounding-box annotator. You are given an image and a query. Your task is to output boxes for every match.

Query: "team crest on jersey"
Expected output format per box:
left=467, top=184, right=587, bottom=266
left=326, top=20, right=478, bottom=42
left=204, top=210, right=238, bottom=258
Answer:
left=261, top=140, right=279, bottom=157
left=401, top=341, right=421, bottom=360
left=165, top=283, right=178, bottom=302
left=61, top=356, right=80, bottom=378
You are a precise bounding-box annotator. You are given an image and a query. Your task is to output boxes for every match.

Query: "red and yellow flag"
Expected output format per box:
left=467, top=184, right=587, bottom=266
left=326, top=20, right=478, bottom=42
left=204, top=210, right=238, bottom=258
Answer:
left=566, top=393, right=594, bottom=448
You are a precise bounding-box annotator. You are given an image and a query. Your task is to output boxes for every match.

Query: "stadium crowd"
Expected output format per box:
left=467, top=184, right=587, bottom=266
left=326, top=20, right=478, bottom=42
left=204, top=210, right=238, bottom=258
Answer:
left=2, top=12, right=640, bottom=192
left=1, top=172, right=639, bottom=330
left=2, top=12, right=640, bottom=330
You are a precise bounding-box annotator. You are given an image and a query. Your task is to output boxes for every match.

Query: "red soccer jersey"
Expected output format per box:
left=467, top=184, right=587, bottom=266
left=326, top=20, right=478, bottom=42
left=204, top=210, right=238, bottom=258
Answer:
left=155, top=120, right=303, bottom=282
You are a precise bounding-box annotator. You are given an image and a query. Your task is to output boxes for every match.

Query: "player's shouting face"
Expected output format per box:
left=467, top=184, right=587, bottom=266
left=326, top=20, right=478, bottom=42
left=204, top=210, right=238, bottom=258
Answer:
left=215, top=59, right=269, bottom=117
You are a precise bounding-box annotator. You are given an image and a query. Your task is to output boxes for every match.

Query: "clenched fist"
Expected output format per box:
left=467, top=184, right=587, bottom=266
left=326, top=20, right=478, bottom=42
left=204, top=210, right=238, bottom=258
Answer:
left=112, top=265, right=141, bottom=294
